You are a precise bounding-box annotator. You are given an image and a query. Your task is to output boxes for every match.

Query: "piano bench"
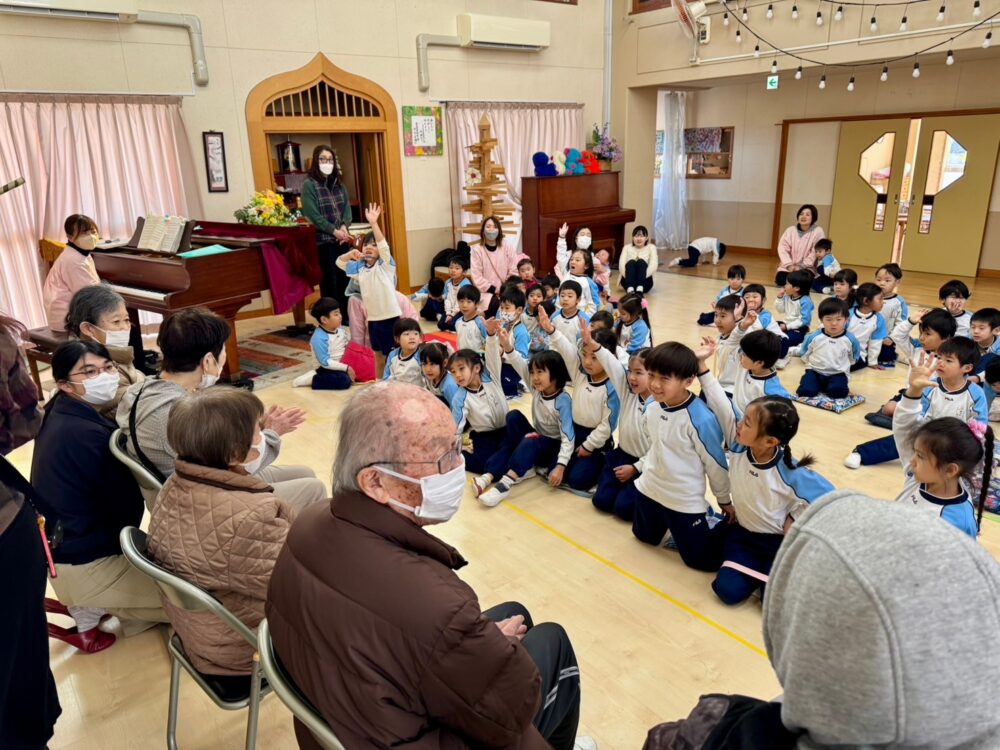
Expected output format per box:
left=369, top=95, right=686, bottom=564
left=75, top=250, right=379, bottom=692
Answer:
left=24, top=327, right=71, bottom=396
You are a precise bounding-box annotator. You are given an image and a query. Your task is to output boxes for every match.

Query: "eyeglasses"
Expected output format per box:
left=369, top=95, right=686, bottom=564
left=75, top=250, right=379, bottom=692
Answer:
left=68, top=362, right=118, bottom=379
left=370, top=432, right=463, bottom=475
left=318, top=157, right=336, bottom=164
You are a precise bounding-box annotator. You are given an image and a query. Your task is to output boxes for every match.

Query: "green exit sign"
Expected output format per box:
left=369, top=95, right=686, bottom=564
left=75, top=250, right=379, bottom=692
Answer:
left=766, top=75, right=779, bottom=90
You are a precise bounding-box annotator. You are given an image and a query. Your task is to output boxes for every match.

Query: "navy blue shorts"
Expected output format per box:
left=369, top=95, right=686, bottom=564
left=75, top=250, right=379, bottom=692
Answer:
left=368, top=317, right=399, bottom=355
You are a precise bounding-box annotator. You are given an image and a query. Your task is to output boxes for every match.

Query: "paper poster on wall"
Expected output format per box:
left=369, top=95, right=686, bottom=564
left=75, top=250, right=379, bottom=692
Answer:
left=402, top=106, right=443, bottom=156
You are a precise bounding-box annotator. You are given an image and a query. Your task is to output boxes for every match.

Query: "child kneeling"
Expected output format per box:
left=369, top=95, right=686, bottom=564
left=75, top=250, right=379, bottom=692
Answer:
left=793, top=298, right=859, bottom=399
left=293, top=297, right=363, bottom=390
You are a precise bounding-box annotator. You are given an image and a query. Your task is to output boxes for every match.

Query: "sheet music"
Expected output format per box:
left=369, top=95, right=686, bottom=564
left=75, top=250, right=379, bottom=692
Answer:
left=137, top=215, right=165, bottom=250
left=160, top=216, right=187, bottom=253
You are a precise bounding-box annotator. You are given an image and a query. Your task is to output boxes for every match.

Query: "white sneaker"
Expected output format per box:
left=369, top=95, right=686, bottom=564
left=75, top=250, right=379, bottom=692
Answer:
left=292, top=371, right=314, bottom=388
left=626, top=287, right=635, bottom=294
left=636, top=286, right=644, bottom=294
left=574, top=737, right=598, bottom=750
left=479, top=481, right=512, bottom=507
left=844, top=452, right=862, bottom=470
left=472, top=473, right=493, bottom=496
left=822, top=286, right=833, bottom=295
left=668, top=258, right=682, bottom=267
left=775, top=357, right=789, bottom=370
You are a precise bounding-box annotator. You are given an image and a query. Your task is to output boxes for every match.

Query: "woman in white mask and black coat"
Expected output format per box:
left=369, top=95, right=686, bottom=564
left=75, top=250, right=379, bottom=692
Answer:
left=301, top=145, right=355, bottom=324
left=31, top=339, right=168, bottom=653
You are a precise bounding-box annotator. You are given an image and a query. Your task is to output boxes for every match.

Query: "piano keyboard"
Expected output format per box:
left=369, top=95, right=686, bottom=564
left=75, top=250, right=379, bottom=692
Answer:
left=109, top=284, right=168, bottom=302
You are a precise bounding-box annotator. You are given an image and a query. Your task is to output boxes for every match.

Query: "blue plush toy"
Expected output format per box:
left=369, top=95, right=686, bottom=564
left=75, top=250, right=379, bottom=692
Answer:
left=564, top=148, right=585, bottom=175
left=532, top=151, right=558, bottom=177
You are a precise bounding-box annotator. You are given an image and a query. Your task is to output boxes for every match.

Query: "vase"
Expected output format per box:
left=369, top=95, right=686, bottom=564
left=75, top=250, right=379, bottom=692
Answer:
left=598, top=159, right=613, bottom=172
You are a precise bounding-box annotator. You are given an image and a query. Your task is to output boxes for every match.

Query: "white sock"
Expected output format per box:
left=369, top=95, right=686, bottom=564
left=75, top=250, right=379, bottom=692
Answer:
left=69, top=605, right=105, bottom=631
left=636, top=286, right=644, bottom=293
left=293, top=371, right=315, bottom=388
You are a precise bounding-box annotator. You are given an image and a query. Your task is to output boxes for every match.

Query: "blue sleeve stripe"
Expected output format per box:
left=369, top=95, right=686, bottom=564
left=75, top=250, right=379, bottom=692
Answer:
left=607, top=385, right=621, bottom=432
left=556, top=393, right=576, bottom=441
left=689, top=401, right=728, bottom=471
left=776, top=461, right=835, bottom=502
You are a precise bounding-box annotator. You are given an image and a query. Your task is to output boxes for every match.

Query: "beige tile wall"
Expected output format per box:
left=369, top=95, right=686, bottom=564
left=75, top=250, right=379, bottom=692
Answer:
left=0, top=0, right=607, bottom=287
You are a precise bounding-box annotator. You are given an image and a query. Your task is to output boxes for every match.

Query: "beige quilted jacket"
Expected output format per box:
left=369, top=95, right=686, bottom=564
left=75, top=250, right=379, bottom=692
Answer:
left=147, top=460, right=297, bottom=675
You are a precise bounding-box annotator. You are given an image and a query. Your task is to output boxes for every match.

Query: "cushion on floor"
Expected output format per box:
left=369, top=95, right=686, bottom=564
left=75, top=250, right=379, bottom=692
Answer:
left=793, top=394, right=866, bottom=413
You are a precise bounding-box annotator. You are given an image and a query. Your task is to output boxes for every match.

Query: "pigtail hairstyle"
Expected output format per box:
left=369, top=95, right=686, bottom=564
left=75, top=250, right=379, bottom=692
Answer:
left=914, top=417, right=991, bottom=528
left=616, top=294, right=651, bottom=339
left=750, top=395, right=815, bottom=469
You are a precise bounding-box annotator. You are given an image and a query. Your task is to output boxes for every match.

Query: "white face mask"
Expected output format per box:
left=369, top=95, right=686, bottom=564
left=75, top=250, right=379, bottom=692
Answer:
left=75, top=233, right=98, bottom=251
left=94, top=326, right=130, bottom=349
left=200, top=352, right=225, bottom=389
left=319, top=162, right=335, bottom=176
left=73, top=370, right=119, bottom=405
left=242, top=432, right=266, bottom=475
left=576, top=236, right=592, bottom=250
left=484, top=229, right=499, bottom=242
left=497, top=310, right=517, bottom=326
left=376, top=461, right=467, bottom=522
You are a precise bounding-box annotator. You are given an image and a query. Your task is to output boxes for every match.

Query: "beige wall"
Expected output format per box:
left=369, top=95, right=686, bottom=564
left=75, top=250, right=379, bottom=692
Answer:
left=0, top=0, right=607, bottom=287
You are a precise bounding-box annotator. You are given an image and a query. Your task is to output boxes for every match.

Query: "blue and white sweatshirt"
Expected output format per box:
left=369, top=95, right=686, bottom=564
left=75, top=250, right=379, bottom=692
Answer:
left=815, top=253, right=841, bottom=280
left=733, top=369, right=792, bottom=417
left=617, top=318, right=652, bottom=354
left=504, top=349, right=575, bottom=466
left=715, top=324, right=748, bottom=394
left=383, top=348, right=423, bottom=385
left=776, top=294, right=814, bottom=331
left=550, top=330, right=620, bottom=452
left=451, top=334, right=508, bottom=433
left=714, top=284, right=745, bottom=304
left=505, top=320, right=531, bottom=359
left=890, top=319, right=923, bottom=367
left=595, top=345, right=650, bottom=459
left=892, top=393, right=979, bottom=540
left=701, top=371, right=834, bottom=534
left=848, top=307, right=889, bottom=366
left=456, top=314, right=488, bottom=353
left=921, top=379, right=988, bottom=423
left=555, top=238, right=601, bottom=315
left=551, top=308, right=590, bottom=344
left=747, top=309, right=787, bottom=339
left=793, top=329, right=861, bottom=376
left=424, top=371, right=460, bottom=404
left=309, top=326, right=349, bottom=372
left=522, top=309, right=548, bottom=352
left=634, top=393, right=731, bottom=513
left=336, top=240, right=401, bottom=321
left=953, top=310, right=972, bottom=339
left=880, top=293, right=909, bottom=336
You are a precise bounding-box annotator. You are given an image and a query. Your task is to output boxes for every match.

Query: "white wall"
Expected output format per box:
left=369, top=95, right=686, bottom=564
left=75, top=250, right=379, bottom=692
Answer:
left=0, top=0, right=607, bottom=286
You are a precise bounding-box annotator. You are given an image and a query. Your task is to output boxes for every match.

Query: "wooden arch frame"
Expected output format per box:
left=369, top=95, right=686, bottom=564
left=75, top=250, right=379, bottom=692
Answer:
left=245, top=53, right=409, bottom=287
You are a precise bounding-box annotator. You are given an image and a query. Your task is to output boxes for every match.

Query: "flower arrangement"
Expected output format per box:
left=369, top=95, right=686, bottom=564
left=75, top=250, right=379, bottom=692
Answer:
left=591, top=122, right=623, bottom=163
left=234, top=190, right=301, bottom=226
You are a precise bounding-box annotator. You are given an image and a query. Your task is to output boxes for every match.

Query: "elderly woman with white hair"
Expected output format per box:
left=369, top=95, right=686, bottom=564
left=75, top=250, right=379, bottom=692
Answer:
left=266, top=381, right=587, bottom=750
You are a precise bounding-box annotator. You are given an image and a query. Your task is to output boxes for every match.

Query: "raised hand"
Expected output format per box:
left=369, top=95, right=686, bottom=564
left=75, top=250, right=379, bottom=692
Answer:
left=497, top=325, right=513, bottom=352
left=578, top=315, right=599, bottom=352
left=694, top=336, right=717, bottom=364
left=909, top=308, right=929, bottom=325
left=483, top=316, right=501, bottom=336
left=559, top=222, right=569, bottom=239
left=262, top=405, right=307, bottom=436
left=739, top=308, right=758, bottom=331
left=364, top=203, right=381, bottom=224
left=908, top=351, right=939, bottom=393
left=537, top=305, right=555, bottom=335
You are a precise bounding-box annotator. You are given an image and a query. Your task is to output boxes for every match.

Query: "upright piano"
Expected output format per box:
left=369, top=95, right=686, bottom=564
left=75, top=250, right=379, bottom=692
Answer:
left=92, top=219, right=316, bottom=379
left=520, top=172, right=636, bottom=274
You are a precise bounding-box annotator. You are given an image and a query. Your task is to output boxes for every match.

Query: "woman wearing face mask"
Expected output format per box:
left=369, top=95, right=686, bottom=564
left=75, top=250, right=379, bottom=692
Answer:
left=471, top=215, right=523, bottom=317
left=301, top=145, right=354, bottom=324
left=147, top=386, right=296, bottom=677
left=42, top=214, right=103, bottom=331
left=117, top=308, right=325, bottom=510
left=30, top=340, right=168, bottom=653
left=66, top=284, right=143, bottom=418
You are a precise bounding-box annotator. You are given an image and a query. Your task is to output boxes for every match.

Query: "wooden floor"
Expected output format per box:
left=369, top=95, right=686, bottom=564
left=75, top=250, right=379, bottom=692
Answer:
left=9, top=250, right=1000, bottom=750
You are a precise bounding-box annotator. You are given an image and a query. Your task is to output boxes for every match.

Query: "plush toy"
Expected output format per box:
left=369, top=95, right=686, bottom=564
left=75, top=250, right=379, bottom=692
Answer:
left=552, top=151, right=567, bottom=176
left=580, top=150, right=600, bottom=174
left=532, top=151, right=558, bottom=177
left=564, top=148, right=584, bottom=175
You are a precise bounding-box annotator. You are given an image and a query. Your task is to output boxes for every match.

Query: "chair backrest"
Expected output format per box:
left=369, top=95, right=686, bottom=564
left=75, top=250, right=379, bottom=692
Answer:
left=257, top=619, right=347, bottom=750
left=119, top=526, right=257, bottom=648
left=110, top=428, right=164, bottom=493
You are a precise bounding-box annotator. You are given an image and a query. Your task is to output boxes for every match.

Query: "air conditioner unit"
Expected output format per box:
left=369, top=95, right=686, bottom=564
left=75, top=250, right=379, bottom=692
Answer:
left=456, top=13, right=550, bottom=51
left=0, top=0, right=138, bottom=22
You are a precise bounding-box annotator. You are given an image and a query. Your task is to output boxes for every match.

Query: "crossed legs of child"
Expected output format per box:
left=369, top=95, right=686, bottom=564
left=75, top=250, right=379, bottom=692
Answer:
left=796, top=369, right=849, bottom=399
left=711, top=525, right=784, bottom=605
left=463, top=427, right=508, bottom=475
left=592, top=447, right=640, bottom=521
left=632, top=493, right=725, bottom=572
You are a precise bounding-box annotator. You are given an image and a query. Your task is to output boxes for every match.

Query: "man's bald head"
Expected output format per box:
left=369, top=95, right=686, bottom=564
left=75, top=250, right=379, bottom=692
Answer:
left=331, top=381, right=455, bottom=494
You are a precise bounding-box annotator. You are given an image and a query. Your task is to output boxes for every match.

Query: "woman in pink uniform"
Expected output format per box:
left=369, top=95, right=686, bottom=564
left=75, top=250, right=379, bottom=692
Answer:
left=775, top=204, right=825, bottom=287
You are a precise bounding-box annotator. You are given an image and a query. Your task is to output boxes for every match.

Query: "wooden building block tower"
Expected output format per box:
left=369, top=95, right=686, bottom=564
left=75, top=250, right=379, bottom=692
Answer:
left=459, top=114, right=518, bottom=241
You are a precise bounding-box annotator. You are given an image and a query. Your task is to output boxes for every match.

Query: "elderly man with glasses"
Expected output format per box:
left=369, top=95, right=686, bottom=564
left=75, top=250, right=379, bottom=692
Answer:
left=266, top=381, right=585, bottom=750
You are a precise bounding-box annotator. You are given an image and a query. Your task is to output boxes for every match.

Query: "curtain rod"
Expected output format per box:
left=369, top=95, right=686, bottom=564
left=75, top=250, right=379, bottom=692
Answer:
left=433, top=99, right=584, bottom=107
left=0, top=90, right=192, bottom=100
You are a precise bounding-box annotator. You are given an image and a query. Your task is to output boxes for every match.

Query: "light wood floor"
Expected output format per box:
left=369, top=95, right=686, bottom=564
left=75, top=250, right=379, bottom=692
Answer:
left=8, top=251, right=1000, bottom=750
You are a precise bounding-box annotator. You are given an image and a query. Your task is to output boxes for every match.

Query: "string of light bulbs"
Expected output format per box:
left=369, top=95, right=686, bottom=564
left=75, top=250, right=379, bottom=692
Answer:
left=719, top=0, right=998, bottom=89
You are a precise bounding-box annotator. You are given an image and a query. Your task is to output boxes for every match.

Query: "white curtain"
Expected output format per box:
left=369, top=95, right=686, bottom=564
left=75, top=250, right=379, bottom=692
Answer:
left=653, top=91, right=688, bottom=250
left=445, top=102, right=583, bottom=249
left=0, top=95, right=203, bottom=327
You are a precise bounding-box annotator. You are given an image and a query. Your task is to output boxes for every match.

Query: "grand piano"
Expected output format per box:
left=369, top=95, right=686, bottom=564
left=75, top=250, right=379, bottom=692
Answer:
left=92, top=218, right=318, bottom=379
left=520, top=172, right=636, bottom=274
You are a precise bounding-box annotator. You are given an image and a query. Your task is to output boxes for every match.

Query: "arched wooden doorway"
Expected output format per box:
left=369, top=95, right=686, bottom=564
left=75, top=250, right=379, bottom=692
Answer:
left=245, top=53, right=409, bottom=288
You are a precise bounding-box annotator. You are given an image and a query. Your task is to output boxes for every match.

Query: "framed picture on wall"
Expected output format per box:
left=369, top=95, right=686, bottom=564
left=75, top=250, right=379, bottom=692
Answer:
left=202, top=131, right=229, bottom=192
left=402, top=106, right=444, bottom=157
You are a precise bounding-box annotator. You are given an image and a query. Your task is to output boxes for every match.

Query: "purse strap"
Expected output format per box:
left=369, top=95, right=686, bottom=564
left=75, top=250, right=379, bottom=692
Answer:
left=128, top=382, right=168, bottom=484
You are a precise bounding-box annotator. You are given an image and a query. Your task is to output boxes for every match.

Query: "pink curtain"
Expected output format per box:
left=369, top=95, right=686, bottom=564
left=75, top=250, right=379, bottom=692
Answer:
left=446, top=102, right=582, bottom=250
left=0, top=95, right=203, bottom=327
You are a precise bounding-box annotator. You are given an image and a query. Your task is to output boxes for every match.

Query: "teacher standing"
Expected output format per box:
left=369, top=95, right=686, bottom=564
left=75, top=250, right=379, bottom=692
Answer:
left=775, top=204, right=825, bottom=287
left=301, top=145, right=354, bottom=324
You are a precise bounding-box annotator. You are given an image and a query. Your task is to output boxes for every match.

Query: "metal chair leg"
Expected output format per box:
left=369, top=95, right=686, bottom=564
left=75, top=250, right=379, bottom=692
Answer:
left=166, top=655, right=182, bottom=750
left=245, top=653, right=263, bottom=750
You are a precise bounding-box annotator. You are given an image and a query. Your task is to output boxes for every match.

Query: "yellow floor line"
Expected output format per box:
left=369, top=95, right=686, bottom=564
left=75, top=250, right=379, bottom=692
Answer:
left=504, top=502, right=768, bottom=659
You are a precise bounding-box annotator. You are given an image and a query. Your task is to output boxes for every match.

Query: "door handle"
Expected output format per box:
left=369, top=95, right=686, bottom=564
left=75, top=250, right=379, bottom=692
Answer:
left=893, top=194, right=899, bottom=205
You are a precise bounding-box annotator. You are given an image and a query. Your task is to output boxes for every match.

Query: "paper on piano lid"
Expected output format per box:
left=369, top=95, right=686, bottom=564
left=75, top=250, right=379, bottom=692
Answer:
left=96, top=239, right=129, bottom=250
left=178, top=244, right=236, bottom=259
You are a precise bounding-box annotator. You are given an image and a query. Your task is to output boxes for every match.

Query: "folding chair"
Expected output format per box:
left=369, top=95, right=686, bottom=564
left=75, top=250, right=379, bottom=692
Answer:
left=109, top=428, right=162, bottom=509
left=119, top=527, right=269, bottom=750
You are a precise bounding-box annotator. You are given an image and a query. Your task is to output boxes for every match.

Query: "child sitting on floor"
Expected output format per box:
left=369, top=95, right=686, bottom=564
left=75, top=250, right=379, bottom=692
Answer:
left=450, top=324, right=509, bottom=475
left=713, top=295, right=750, bottom=397
left=496, top=287, right=530, bottom=398
left=776, top=269, right=815, bottom=357
left=616, top=294, right=652, bottom=354
left=847, top=282, right=888, bottom=371
left=831, top=268, right=858, bottom=308
left=741, top=283, right=786, bottom=340
left=383, top=318, right=424, bottom=385
left=733, top=328, right=791, bottom=415
left=697, top=264, right=745, bottom=326
left=555, top=223, right=601, bottom=315
left=523, top=285, right=549, bottom=353
left=293, top=297, right=356, bottom=390
left=875, top=263, right=907, bottom=366
left=697, top=351, right=833, bottom=604
left=517, top=257, right=540, bottom=290
left=589, top=311, right=628, bottom=366
left=811, top=238, right=840, bottom=293
left=593, top=248, right=612, bottom=290
left=419, top=342, right=459, bottom=405
left=940, top=279, right=973, bottom=338
left=433, top=254, right=472, bottom=331
left=792, top=298, right=859, bottom=400
left=412, top=277, right=446, bottom=323
left=551, top=280, right=591, bottom=343
left=970, top=307, right=1000, bottom=359
left=455, top=285, right=488, bottom=353
left=540, top=275, right=560, bottom=303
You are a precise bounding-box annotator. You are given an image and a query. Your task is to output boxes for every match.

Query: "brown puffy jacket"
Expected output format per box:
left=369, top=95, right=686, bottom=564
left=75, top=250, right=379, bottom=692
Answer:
left=148, top=460, right=295, bottom=675
left=266, top=492, right=549, bottom=750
